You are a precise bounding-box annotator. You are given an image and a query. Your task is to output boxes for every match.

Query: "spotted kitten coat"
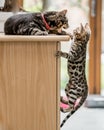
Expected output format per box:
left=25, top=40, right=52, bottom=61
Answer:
left=56, top=23, right=91, bottom=127
left=4, top=10, right=69, bottom=35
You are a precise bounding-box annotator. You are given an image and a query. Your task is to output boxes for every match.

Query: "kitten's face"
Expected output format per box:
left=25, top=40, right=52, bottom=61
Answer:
left=73, top=23, right=91, bottom=42
left=44, top=10, right=69, bottom=32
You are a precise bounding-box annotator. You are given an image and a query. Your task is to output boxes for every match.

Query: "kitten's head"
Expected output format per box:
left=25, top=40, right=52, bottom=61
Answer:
left=44, top=10, right=69, bottom=32
left=73, top=23, right=91, bottom=43
left=69, top=23, right=91, bottom=61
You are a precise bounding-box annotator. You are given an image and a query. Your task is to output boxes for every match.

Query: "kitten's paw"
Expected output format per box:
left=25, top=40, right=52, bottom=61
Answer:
left=55, top=51, right=62, bottom=57
left=60, top=107, right=68, bottom=113
left=60, top=107, right=64, bottom=112
left=60, top=96, right=63, bottom=102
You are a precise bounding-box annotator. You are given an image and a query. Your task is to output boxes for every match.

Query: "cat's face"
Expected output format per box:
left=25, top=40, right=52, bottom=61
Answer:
left=73, top=23, right=91, bottom=42
left=44, top=10, right=69, bottom=32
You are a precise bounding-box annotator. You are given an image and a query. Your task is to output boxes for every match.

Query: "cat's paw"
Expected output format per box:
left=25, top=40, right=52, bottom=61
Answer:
left=35, top=31, right=48, bottom=35
left=41, top=31, right=48, bottom=35
left=55, top=51, right=62, bottom=57
left=66, top=33, right=73, bottom=39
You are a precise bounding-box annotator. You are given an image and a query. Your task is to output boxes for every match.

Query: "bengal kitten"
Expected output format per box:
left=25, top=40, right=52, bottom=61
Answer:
left=56, top=23, right=91, bottom=127
left=4, top=10, right=69, bottom=35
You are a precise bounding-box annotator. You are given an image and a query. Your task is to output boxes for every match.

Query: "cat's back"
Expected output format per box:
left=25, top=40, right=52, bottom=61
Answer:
left=4, top=13, right=38, bottom=34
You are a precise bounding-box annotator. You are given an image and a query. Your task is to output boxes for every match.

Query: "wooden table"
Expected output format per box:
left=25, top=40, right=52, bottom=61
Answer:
left=0, top=34, right=70, bottom=130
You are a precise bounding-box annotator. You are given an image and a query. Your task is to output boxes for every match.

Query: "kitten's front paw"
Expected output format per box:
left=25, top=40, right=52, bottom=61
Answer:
left=55, top=51, right=62, bottom=58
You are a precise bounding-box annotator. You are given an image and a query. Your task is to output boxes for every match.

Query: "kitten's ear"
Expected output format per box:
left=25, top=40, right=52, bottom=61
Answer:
left=58, top=9, right=67, bottom=16
left=80, top=23, right=84, bottom=32
left=85, top=23, right=91, bottom=35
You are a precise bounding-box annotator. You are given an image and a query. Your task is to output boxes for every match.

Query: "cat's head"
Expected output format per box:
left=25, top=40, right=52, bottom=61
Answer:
left=69, top=23, right=91, bottom=61
left=73, top=23, right=91, bottom=43
left=44, top=10, right=69, bottom=31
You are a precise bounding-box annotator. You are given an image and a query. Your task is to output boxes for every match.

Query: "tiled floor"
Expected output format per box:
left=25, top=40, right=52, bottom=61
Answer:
left=61, top=106, right=104, bottom=130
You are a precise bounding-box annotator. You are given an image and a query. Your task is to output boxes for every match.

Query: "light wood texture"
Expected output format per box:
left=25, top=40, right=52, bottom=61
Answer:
left=89, top=0, right=102, bottom=94
left=0, top=38, right=64, bottom=130
left=0, top=34, right=70, bottom=42
left=56, top=42, right=60, bottom=130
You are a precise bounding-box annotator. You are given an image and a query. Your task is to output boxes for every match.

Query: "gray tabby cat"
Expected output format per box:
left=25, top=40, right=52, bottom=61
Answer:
left=4, top=10, right=69, bottom=35
left=56, top=23, right=91, bottom=127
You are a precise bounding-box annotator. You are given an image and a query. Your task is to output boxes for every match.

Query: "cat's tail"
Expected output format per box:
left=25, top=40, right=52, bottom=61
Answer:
left=60, top=91, right=88, bottom=128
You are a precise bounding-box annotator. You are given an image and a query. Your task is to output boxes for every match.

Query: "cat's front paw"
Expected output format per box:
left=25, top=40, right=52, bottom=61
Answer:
left=55, top=51, right=62, bottom=58
left=66, top=33, right=73, bottom=39
left=35, top=31, right=48, bottom=35
left=41, top=31, right=48, bottom=35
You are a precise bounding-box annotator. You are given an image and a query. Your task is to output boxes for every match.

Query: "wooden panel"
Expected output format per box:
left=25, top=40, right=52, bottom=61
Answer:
left=0, top=41, right=59, bottom=130
left=56, top=42, right=60, bottom=130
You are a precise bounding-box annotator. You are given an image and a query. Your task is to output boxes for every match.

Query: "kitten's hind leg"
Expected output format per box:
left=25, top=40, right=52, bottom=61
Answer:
left=60, top=96, right=68, bottom=104
left=60, top=106, right=72, bottom=113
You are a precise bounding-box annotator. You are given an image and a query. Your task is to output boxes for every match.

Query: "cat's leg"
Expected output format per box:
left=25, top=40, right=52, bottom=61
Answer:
left=17, top=25, right=48, bottom=35
left=60, top=106, right=73, bottom=113
left=61, top=84, right=78, bottom=113
left=31, top=28, right=48, bottom=35
left=60, top=83, right=69, bottom=105
left=56, top=51, right=69, bottom=59
left=60, top=96, right=68, bottom=104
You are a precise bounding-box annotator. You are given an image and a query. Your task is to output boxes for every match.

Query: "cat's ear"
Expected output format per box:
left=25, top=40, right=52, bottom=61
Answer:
left=58, top=9, right=67, bottom=16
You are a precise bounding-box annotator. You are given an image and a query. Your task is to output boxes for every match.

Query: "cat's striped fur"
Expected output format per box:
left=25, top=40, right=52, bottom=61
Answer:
left=4, top=10, right=69, bottom=35
left=56, top=23, right=91, bottom=127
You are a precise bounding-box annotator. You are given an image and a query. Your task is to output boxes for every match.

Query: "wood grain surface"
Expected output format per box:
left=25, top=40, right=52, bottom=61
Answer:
left=0, top=41, right=60, bottom=130
left=0, top=34, right=70, bottom=42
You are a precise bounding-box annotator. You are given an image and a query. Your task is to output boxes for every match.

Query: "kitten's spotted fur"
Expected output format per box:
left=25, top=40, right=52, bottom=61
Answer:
left=4, top=10, right=69, bottom=35
left=56, top=23, right=91, bottom=127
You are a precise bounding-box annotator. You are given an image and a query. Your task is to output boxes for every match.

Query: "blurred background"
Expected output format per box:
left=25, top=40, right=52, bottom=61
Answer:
left=0, top=0, right=104, bottom=130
